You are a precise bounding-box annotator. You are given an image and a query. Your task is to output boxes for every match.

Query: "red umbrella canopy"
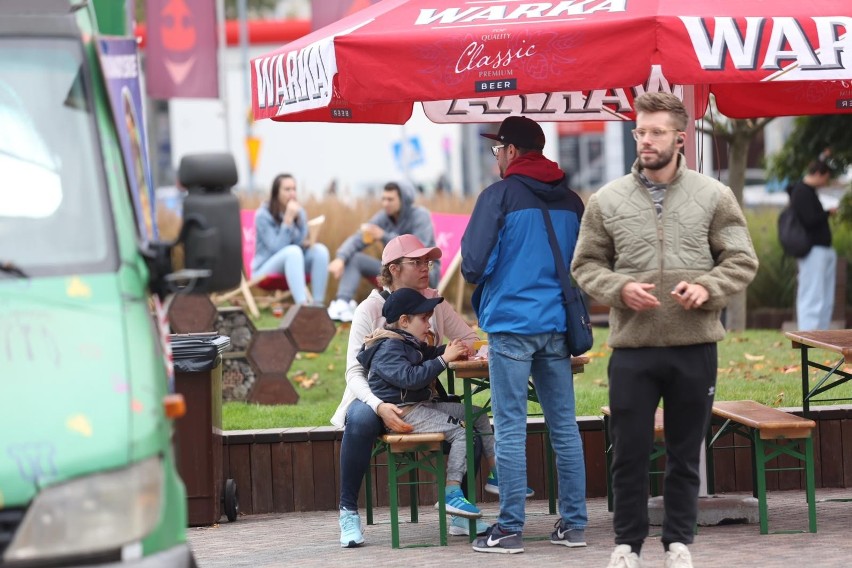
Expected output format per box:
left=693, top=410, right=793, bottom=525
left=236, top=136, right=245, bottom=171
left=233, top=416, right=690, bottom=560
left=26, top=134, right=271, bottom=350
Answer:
left=250, top=0, right=851, bottom=124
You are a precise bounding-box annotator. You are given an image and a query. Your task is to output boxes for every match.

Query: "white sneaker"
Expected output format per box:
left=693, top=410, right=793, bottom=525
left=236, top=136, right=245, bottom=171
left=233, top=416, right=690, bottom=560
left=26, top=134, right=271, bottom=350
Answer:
left=327, top=299, right=356, bottom=322
left=607, top=544, right=642, bottom=568
left=664, top=543, right=693, bottom=568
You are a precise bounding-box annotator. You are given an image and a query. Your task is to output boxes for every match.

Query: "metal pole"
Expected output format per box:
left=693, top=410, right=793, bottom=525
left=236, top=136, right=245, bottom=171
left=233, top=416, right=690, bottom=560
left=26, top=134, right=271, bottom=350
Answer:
left=216, top=0, right=230, bottom=155
left=238, top=0, right=254, bottom=194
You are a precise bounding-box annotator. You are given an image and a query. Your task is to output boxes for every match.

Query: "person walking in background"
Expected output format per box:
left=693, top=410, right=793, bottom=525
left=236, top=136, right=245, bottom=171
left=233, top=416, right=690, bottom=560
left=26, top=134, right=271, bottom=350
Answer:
left=788, top=156, right=837, bottom=330
left=327, top=181, right=439, bottom=322
left=331, top=234, right=487, bottom=548
left=572, top=92, right=758, bottom=568
left=462, top=116, right=588, bottom=554
left=252, top=173, right=329, bottom=305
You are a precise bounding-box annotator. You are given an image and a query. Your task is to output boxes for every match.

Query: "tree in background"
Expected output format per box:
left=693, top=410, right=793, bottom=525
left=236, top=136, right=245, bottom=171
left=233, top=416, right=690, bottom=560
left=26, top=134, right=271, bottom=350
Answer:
left=701, top=104, right=774, bottom=331
left=767, top=115, right=852, bottom=184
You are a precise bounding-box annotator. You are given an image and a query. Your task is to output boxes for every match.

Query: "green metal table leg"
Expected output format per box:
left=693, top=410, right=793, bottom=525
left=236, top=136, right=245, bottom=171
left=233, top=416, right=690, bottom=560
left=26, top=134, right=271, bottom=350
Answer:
left=800, top=346, right=810, bottom=417
left=603, top=414, right=613, bottom=512
left=365, top=450, right=375, bottom=525
left=463, top=379, right=477, bottom=541
left=545, top=429, right=556, bottom=515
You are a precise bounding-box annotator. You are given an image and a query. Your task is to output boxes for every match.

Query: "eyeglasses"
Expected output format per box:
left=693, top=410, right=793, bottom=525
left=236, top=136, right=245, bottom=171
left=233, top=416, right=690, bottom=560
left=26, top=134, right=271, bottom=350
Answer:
left=399, top=259, right=434, bottom=269
left=631, top=128, right=680, bottom=141
left=490, top=144, right=505, bottom=157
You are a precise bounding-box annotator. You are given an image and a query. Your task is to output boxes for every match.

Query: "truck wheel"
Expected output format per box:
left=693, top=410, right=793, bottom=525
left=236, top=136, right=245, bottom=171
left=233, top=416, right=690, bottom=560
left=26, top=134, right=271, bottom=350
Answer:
left=223, top=478, right=239, bottom=522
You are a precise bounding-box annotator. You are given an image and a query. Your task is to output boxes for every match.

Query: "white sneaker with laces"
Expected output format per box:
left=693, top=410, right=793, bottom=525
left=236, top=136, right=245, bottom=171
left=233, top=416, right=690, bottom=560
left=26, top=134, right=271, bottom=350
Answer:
left=664, top=543, right=693, bottom=568
left=327, top=299, right=356, bottom=322
left=607, top=544, right=642, bottom=568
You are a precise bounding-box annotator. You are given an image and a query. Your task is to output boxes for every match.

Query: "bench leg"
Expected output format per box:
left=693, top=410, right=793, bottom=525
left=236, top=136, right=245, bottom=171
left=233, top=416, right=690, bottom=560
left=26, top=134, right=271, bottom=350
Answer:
left=435, top=450, right=447, bottom=546
left=409, top=464, right=418, bottom=523
left=753, top=433, right=770, bottom=535
left=387, top=451, right=401, bottom=549
left=365, top=458, right=374, bottom=526
left=805, top=437, right=817, bottom=533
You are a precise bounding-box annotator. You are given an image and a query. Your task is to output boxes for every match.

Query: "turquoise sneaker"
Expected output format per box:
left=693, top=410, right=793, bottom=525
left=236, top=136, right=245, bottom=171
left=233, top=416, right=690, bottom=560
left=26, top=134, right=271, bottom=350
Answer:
left=449, top=515, right=490, bottom=536
left=444, top=488, right=482, bottom=518
left=484, top=471, right=535, bottom=498
left=339, top=508, right=364, bottom=548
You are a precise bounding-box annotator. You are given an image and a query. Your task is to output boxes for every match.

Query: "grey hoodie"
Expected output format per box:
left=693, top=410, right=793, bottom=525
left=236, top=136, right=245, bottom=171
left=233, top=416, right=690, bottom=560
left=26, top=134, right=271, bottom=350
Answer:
left=335, top=181, right=440, bottom=275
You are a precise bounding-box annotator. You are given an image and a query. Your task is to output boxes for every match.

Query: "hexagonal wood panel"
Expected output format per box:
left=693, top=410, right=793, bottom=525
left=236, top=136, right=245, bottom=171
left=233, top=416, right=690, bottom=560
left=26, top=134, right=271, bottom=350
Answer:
left=246, top=329, right=297, bottom=375
left=169, top=294, right=218, bottom=333
left=248, top=372, right=299, bottom=405
left=279, top=304, right=336, bottom=353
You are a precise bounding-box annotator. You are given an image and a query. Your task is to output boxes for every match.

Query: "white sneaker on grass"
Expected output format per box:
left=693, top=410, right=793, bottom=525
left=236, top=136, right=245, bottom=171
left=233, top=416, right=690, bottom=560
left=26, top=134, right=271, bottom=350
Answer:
left=327, top=299, right=356, bottom=322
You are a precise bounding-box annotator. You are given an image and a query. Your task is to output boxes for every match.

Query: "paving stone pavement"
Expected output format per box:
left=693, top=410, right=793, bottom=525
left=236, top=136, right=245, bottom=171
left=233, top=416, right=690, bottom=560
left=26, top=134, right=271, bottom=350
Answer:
left=188, top=488, right=852, bottom=567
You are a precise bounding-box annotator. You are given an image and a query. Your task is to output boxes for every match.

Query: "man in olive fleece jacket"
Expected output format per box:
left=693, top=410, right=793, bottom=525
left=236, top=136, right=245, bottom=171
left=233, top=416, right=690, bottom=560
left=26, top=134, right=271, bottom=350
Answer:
left=571, top=92, right=758, bottom=568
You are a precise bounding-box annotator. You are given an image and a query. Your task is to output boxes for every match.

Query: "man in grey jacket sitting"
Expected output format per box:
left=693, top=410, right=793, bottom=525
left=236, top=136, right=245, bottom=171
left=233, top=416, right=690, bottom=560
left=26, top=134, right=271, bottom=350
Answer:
left=327, top=181, right=438, bottom=322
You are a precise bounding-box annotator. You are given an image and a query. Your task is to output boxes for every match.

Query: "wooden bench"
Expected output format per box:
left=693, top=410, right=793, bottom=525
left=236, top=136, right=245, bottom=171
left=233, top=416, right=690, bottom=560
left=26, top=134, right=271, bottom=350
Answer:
left=601, top=406, right=665, bottom=512
left=364, top=433, right=448, bottom=548
left=710, top=400, right=817, bottom=534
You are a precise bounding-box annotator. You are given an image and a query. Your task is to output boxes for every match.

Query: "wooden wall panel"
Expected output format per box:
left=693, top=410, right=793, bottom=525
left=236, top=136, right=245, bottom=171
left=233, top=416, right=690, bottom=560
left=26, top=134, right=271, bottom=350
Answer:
left=271, top=442, right=294, bottom=512
left=226, top=444, right=252, bottom=515
left=217, top=409, right=852, bottom=516
left=291, top=442, right=315, bottom=512
left=250, top=443, right=273, bottom=514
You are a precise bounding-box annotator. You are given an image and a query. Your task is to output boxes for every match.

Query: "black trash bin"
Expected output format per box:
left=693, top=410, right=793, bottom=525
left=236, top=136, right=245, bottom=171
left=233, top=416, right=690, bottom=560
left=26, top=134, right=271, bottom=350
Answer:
left=171, top=332, right=238, bottom=526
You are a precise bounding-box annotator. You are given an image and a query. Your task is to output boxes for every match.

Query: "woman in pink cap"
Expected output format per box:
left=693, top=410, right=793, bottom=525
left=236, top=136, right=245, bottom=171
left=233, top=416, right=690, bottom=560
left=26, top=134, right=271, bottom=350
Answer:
left=331, top=234, right=483, bottom=547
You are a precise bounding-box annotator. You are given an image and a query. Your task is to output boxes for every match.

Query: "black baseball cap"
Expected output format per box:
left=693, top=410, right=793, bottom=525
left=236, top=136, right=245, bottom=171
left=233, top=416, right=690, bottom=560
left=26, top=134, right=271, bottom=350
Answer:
left=481, top=116, right=545, bottom=151
left=382, top=288, right=444, bottom=324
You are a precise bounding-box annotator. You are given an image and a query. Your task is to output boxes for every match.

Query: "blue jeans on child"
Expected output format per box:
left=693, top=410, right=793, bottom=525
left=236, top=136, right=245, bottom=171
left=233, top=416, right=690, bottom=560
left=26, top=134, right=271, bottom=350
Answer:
left=487, top=332, right=587, bottom=534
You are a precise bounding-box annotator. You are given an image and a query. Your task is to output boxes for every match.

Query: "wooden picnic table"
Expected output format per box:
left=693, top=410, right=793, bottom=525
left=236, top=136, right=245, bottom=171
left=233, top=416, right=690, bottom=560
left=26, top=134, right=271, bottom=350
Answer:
left=784, top=329, right=852, bottom=417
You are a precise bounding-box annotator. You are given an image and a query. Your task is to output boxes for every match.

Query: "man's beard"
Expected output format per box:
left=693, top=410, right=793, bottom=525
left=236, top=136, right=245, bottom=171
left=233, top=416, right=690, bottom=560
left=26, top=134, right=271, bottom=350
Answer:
left=639, top=141, right=677, bottom=171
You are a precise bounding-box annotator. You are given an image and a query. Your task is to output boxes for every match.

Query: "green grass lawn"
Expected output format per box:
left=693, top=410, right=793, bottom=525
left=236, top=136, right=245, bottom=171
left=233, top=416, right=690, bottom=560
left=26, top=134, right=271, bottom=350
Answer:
left=222, top=318, right=842, bottom=430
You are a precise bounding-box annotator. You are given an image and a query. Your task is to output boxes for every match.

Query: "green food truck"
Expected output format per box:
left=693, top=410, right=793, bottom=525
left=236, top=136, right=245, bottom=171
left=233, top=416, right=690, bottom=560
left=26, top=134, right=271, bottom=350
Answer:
left=0, top=1, right=240, bottom=565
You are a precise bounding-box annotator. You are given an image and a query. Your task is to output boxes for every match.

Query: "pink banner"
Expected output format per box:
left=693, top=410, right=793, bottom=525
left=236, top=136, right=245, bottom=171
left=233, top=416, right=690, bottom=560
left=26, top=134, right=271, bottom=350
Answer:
left=145, top=0, right=218, bottom=99
left=240, top=209, right=257, bottom=278
left=431, top=212, right=469, bottom=279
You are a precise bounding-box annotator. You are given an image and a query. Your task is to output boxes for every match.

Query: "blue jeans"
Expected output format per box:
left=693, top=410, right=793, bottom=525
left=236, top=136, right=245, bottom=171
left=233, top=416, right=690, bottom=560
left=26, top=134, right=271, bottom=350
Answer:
left=797, top=245, right=836, bottom=330
left=254, top=243, right=329, bottom=305
left=488, top=332, right=587, bottom=533
left=339, top=399, right=483, bottom=512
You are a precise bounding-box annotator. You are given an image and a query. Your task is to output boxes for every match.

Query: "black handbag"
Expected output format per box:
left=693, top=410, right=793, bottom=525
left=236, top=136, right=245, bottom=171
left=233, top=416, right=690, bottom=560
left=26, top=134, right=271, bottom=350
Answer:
left=536, top=201, right=594, bottom=357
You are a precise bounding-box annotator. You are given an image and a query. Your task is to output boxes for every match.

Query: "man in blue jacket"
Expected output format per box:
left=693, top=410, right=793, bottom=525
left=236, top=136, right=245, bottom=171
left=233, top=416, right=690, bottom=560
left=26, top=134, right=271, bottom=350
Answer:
left=462, top=116, right=588, bottom=554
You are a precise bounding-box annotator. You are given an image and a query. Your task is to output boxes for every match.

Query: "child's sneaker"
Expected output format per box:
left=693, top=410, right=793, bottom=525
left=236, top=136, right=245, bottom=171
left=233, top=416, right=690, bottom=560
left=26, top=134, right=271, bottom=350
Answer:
left=550, top=518, right=586, bottom=547
left=484, top=470, right=535, bottom=498
left=444, top=488, right=482, bottom=518
left=338, top=508, right=364, bottom=548
left=472, top=524, right=524, bottom=554
left=449, top=515, right=490, bottom=536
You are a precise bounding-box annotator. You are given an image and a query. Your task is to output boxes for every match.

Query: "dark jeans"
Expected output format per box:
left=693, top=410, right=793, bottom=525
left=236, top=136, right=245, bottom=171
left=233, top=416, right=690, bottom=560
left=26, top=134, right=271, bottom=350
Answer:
left=339, top=398, right=482, bottom=512
left=607, top=343, right=716, bottom=547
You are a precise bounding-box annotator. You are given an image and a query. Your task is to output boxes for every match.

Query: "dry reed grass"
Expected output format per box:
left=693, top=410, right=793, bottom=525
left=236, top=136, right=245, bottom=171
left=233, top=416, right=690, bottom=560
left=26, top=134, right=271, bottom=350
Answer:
left=155, top=192, right=481, bottom=308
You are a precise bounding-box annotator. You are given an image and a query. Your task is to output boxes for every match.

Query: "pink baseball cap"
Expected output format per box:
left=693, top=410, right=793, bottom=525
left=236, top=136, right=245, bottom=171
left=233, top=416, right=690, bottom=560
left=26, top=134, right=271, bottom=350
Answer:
left=381, top=234, right=442, bottom=265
